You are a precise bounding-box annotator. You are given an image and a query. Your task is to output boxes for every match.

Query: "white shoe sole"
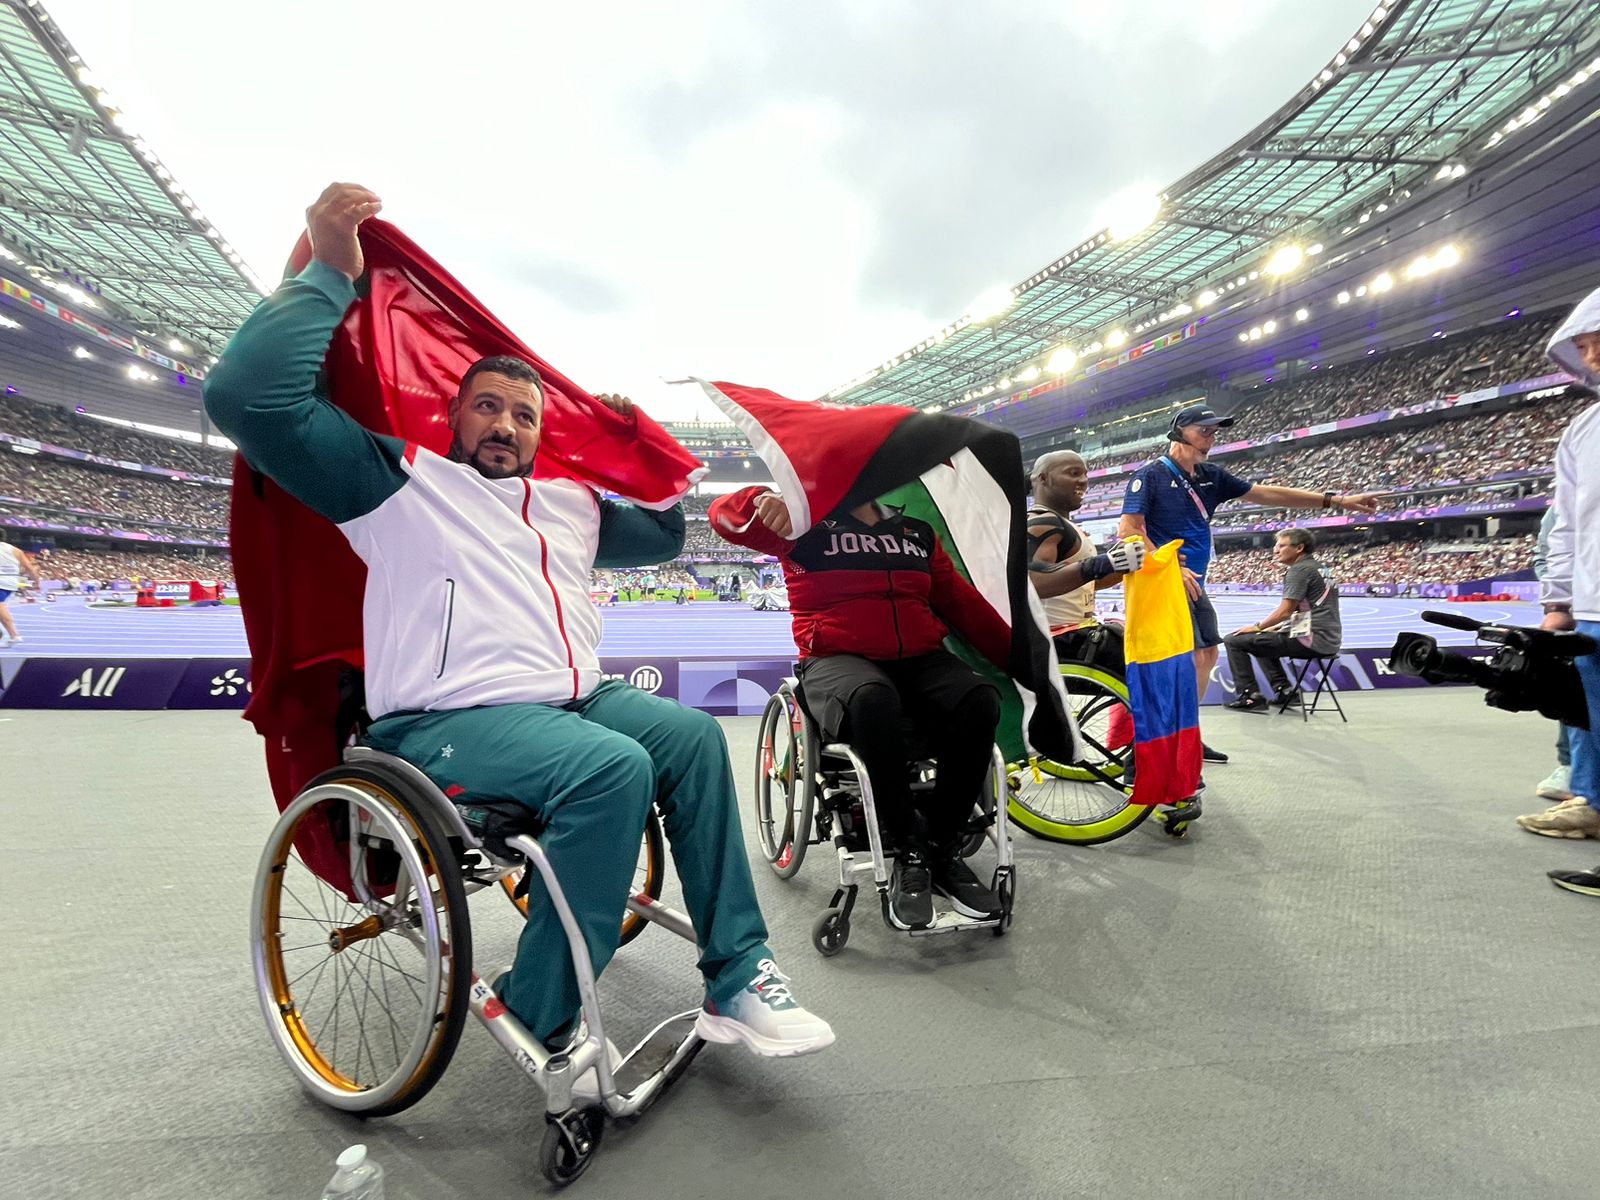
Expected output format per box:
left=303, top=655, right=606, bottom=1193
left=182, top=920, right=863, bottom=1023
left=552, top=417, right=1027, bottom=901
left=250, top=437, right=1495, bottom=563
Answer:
left=1536, top=786, right=1575, bottom=801
left=693, top=1011, right=834, bottom=1057
left=1551, top=876, right=1600, bottom=896
left=931, top=884, right=1002, bottom=921
left=1516, top=818, right=1600, bottom=839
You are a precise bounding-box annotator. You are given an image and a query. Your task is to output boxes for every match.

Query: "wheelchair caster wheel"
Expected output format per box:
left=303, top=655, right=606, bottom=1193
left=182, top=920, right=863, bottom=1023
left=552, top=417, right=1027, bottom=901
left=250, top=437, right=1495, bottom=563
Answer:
left=811, top=907, right=849, bottom=956
left=540, top=1106, right=604, bottom=1186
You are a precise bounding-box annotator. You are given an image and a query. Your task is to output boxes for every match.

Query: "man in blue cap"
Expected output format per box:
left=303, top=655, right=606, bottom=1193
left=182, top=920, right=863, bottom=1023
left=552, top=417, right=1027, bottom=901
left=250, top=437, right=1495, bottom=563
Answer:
left=1118, top=405, right=1379, bottom=765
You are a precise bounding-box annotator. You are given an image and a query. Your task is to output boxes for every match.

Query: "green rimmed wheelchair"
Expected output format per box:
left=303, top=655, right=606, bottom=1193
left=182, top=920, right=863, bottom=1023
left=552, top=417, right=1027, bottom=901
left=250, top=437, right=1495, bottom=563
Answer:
left=1004, top=661, right=1159, bottom=845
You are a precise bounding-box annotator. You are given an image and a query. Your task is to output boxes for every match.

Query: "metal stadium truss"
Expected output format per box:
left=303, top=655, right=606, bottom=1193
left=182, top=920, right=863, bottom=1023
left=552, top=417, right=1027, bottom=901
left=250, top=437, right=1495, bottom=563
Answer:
left=824, top=0, right=1600, bottom=413
left=0, top=0, right=265, bottom=361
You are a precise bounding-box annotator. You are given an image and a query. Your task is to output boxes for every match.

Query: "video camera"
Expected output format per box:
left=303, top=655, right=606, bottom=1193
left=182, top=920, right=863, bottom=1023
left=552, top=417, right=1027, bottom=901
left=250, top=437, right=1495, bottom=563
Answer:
left=1388, top=610, right=1595, bottom=728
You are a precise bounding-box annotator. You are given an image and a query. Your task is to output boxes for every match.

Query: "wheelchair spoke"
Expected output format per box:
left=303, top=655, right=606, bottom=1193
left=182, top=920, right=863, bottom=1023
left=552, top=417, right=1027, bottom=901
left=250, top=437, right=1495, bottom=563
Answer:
left=359, top=938, right=429, bottom=1001
left=288, top=948, right=335, bottom=996
left=376, top=945, right=404, bottom=1072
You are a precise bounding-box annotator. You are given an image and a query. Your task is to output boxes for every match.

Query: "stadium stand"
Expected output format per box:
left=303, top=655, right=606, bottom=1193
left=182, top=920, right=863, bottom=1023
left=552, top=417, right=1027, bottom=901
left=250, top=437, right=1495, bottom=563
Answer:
left=0, top=299, right=1581, bottom=591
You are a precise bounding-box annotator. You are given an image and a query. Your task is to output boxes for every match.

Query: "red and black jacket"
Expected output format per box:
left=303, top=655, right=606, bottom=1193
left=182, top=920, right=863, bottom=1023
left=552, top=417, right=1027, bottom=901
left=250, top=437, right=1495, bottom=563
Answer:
left=709, top=486, right=1011, bottom=667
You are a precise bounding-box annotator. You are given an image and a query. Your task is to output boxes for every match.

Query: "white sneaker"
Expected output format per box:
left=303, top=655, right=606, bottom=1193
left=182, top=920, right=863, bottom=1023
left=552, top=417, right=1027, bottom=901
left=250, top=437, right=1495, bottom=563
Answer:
left=694, top=959, right=834, bottom=1057
left=1537, top=764, right=1574, bottom=801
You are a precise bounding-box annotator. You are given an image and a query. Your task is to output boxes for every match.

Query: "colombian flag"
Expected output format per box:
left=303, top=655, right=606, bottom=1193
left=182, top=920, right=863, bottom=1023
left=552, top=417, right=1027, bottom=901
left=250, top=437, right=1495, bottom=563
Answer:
left=1124, top=540, right=1203, bottom=806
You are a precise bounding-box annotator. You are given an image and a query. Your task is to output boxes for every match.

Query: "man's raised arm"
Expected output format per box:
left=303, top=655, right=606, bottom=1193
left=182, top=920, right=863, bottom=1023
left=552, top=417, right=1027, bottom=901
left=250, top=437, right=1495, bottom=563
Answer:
left=203, top=183, right=407, bottom=525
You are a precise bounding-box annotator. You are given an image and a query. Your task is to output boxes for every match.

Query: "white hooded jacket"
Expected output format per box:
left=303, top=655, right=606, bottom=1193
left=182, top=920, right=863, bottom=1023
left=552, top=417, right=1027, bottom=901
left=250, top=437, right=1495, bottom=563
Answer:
left=1542, top=285, right=1600, bottom=620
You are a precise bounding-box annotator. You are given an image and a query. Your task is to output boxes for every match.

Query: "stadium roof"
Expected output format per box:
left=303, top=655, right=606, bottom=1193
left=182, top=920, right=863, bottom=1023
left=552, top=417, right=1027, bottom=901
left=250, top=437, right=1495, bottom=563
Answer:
left=0, top=0, right=266, bottom=359
left=828, top=0, right=1600, bottom=412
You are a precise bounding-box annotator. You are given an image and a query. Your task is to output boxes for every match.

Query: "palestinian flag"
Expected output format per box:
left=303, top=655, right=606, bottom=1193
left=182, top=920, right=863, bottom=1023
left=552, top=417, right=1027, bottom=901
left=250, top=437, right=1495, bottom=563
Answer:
left=697, top=380, right=1082, bottom=766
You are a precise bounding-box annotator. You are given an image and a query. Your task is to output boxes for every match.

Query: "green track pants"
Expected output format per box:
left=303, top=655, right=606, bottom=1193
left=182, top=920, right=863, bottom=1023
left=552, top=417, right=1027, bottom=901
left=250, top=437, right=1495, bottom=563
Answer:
left=366, top=681, right=772, bottom=1044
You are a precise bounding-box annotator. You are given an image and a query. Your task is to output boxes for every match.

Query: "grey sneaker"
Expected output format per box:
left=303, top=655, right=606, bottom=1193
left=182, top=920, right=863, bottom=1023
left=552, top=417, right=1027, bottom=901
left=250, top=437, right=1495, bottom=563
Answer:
left=1537, top=764, right=1574, bottom=801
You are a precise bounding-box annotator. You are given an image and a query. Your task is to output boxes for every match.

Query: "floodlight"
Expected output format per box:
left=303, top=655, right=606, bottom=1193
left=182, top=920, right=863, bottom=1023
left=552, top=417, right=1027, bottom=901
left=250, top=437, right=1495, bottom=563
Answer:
left=1046, top=347, right=1077, bottom=374
left=1106, top=329, right=1128, bottom=349
left=1100, top=187, right=1162, bottom=242
left=1264, top=245, right=1304, bottom=277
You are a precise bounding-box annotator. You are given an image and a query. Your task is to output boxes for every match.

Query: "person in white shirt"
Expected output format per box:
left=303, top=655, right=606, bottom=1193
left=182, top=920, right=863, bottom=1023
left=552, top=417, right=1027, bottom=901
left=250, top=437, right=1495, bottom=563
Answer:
left=0, top=541, right=40, bottom=645
left=1514, top=286, right=1600, bottom=880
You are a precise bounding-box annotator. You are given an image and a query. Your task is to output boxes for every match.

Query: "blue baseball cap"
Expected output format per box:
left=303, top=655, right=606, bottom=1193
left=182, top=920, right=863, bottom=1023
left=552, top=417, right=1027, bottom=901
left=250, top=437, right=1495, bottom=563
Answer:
left=1169, top=405, right=1235, bottom=433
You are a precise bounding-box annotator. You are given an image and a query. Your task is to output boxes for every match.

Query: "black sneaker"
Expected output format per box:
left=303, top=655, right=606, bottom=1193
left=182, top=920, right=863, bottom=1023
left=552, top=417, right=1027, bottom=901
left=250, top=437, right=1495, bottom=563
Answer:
left=1549, top=866, right=1600, bottom=896
left=930, top=854, right=1002, bottom=919
left=1202, top=743, right=1230, bottom=764
left=1270, top=688, right=1301, bottom=708
left=889, top=850, right=934, bottom=929
left=1223, top=693, right=1267, bottom=712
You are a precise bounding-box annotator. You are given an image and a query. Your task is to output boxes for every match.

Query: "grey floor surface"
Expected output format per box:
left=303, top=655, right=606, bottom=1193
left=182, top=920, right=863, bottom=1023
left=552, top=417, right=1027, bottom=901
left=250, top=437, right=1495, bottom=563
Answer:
left=5, top=692, right=1599, bottom=1199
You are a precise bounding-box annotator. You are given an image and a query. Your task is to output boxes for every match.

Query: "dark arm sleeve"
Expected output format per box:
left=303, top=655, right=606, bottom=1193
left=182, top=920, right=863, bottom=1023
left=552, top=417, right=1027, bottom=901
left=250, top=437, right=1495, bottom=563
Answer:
left=594, top=499, right=686, bottom=567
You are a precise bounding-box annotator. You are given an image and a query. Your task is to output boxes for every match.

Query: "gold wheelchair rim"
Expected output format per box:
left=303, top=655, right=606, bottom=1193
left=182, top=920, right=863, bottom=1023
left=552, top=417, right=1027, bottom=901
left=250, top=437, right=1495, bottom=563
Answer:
left=259, top=777, right=454, bottom=1099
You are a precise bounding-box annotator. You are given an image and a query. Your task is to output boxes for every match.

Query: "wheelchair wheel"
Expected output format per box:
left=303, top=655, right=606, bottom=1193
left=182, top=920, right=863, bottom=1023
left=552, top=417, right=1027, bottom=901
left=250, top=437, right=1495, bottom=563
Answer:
left=501, top=807, right=664, bottom=948
left=1006, top=663, right=1152, bottom=846
left=251, top=763, right=471, bottom=1116
left=541, top=1106, right=604, bottom=1186
left=754, top=685, right=816, bottom=879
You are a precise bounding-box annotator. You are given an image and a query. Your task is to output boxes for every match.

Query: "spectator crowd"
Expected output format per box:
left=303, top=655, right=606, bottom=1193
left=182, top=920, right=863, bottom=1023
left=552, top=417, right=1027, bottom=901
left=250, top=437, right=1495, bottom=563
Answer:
left=1, top=310, right=1580, bottom=592
left=1208, top=532, right=1536, bottom=588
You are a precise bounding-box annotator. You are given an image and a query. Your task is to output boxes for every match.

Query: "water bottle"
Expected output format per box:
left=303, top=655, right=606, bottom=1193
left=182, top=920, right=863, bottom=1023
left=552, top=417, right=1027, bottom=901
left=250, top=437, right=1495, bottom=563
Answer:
left=320, top=1144, right=386, bottom=1200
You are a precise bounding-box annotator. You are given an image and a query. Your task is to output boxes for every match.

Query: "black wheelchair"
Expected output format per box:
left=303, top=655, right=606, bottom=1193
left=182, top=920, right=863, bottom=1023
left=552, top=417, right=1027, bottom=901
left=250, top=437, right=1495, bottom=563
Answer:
left=752, top=675, right=1016, bottom=955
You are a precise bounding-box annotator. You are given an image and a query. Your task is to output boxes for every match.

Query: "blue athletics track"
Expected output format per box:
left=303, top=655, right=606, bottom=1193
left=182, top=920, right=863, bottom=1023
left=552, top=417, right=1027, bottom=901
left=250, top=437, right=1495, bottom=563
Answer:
left=0, top=593, right=1539, bottom=712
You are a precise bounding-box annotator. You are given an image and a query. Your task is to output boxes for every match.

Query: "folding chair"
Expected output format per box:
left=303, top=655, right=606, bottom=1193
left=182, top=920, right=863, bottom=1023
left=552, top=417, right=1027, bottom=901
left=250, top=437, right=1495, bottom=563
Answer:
left=1275, top=653, right=1347, bottom=723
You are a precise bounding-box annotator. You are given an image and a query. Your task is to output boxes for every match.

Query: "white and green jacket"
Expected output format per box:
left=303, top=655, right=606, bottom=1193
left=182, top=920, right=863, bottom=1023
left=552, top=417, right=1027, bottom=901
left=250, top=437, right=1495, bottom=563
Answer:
left=205, top=260, right=685, bottom=719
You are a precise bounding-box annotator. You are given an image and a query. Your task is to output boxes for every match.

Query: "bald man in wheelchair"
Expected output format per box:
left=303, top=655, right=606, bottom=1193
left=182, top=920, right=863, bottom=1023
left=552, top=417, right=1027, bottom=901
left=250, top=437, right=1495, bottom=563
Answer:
left=206, top=184, right=833, bottom=1073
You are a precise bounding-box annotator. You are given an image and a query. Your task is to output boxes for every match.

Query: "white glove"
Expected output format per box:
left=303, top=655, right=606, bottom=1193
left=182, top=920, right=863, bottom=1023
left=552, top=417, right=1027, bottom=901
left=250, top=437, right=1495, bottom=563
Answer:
left=1106, top=539, right=1146, bottom=575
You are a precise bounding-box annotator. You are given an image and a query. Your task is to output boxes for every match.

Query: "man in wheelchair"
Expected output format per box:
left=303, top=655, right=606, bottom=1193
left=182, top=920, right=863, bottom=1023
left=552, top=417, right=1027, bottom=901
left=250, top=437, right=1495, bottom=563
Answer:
left=1026, top=450, right=1145, bottom=672
left=710, top=484, right=1011, bottom=929
left=206, top=184, right=833, bottom=1067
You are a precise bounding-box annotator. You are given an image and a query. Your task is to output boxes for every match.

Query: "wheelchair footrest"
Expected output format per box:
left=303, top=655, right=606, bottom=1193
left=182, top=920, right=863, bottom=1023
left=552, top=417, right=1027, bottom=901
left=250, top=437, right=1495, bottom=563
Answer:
left=614, top=1011, right=702, bottom=1095
left=907, top=908, right=1005, bottom=936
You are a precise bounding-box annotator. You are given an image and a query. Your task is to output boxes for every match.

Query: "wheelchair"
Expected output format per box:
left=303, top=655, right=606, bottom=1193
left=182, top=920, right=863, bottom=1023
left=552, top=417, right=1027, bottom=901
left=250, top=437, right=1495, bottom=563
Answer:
left=249, top=745, right=698, bottom=1186
left=1003, top=655, right=1200, bottom=843
left=753, top=676, right=1016, bottom=955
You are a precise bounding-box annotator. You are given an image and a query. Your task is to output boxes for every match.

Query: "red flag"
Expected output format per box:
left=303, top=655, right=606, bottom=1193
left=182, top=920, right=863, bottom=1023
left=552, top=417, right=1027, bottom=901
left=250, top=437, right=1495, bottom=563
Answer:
left=697, top=381, right=918, bottom=537
left=232, top=222, right=701, bottom=887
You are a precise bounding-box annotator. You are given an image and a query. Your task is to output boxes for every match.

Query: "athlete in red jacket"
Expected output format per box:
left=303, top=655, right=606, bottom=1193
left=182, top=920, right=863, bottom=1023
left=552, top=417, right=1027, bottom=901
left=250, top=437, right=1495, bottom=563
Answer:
left=711, top=485, right=1009, bottom=928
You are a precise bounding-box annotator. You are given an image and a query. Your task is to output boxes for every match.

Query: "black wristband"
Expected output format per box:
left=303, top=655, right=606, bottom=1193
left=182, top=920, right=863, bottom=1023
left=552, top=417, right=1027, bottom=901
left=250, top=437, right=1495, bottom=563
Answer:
left=1323, top=490, right=1335, bottom=509
left=1081, top=553, right=1115, bottom=582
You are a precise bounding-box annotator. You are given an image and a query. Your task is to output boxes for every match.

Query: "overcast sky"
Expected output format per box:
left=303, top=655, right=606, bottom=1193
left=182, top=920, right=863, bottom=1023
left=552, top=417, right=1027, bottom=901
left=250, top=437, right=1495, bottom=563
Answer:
left=49, top=0, right=1373, bottom=421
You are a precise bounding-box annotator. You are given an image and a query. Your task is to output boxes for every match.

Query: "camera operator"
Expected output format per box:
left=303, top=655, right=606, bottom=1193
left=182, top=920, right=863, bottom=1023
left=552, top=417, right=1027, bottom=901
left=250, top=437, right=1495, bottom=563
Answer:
left=1514, top=289, right=1600, bottom=872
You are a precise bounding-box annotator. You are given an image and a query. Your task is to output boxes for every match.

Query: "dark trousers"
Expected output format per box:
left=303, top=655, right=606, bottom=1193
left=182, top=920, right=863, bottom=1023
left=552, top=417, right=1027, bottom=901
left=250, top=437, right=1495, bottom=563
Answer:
left=797, top=650, right=1001, bottom=855
left=1053, top=622, right=1126, bottom=677
left=1223, top=630, right=1315, bottom=695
